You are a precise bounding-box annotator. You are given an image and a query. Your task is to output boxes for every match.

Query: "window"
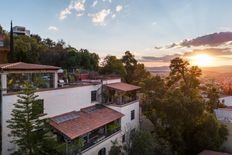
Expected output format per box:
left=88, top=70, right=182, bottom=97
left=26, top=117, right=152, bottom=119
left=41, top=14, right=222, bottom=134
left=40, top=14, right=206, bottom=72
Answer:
left=32, top=99, right=44, bottom=116
left=131, top=110, right=135, bottom=120
left=91, top=90, right=97, bottom=102
left=98, top=148, right=106, bottom=155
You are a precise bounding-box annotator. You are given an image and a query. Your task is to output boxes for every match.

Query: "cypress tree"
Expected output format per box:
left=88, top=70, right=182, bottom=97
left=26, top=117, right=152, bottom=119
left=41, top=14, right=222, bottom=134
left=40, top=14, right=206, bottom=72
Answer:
left=8, top=20, right=14, bottom=62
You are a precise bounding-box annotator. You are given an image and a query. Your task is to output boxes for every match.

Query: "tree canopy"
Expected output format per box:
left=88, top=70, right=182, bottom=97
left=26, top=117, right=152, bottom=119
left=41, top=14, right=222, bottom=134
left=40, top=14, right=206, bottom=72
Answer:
left=100, top=51, right=150, bottom=84
left=1, top=28, right=99, bottom=71
left=100, top=55, right=126, bottom=79
left=144, top=57, right=228, bottom=155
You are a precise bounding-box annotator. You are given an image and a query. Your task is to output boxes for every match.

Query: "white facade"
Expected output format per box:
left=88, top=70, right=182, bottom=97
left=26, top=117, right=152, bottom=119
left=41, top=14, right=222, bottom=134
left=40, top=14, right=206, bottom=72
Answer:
left=214, top=108, right=232, bottom=123
left=1, top=77, right=140, bottom=155
left=219, top=96, right=232, bottom=107
left=13, top=26, right=30, bottom=36
left=108, top=101, right=140, bottom=131
left=214, top=109, right=232, bottom=153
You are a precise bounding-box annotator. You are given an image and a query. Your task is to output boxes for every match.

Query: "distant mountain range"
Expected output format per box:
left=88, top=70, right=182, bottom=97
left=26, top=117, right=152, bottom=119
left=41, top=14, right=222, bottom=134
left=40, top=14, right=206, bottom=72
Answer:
left=146, top=65, right=232, bottom=73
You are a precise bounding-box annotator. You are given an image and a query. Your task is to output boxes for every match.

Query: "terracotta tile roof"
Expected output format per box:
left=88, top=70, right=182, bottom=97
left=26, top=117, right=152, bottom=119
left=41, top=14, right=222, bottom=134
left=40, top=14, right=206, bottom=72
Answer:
left=49, top=105, right=124, bottom=140
left=198, top=150, right=231, bottom=155
left=0, top=62, right=60, bottom=71
left=106, top=82, right=140, bottom=92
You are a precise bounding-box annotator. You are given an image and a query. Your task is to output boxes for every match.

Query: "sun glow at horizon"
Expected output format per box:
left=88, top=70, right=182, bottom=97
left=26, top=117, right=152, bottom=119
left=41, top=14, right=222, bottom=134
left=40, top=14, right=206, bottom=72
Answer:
left=189, top=54, right=214, bottom=67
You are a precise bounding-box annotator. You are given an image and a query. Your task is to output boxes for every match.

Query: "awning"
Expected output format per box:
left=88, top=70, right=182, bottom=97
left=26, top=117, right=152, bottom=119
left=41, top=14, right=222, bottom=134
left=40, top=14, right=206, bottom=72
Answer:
left=105, top=82, right=140, bottom=92
left=49, top=105, right=124, bottom=140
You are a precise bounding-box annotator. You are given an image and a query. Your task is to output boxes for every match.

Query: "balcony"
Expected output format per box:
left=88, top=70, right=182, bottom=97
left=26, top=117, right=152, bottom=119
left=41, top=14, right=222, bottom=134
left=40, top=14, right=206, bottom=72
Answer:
left=102, top=82, right=140, bottom=106
left=6, top=73, right=54, bottom=93
left=103, top=91, right=138, bottom=105
left=54, top=121, right=121, bottom=155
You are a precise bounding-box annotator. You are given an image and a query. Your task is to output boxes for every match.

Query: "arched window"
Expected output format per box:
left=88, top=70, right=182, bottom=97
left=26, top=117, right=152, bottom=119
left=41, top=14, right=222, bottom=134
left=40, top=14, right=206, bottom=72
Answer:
left=98, top=148, right=106, bottom=155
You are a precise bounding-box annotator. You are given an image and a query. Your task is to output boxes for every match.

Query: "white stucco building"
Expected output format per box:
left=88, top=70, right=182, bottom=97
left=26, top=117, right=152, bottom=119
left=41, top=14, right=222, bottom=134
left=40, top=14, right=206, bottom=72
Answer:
left=0, top=62, right=140, bottom=155
left=12, top=26, right=30, bottom=36
left=214, top=96, right=232, bottom=153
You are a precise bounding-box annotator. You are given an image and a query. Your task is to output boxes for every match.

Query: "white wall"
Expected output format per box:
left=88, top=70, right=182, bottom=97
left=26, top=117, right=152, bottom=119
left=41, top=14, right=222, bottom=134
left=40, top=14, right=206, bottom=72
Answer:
left=82, top=100, right=140, bottom=155
left=102, top=79, right=121, bottom=85
left=1, top=78, right=140, bottom=155
left=107, top=100, right=140, bottom=132
left=214, top=108, right=232, bottom=123
left=1, top=84, right=101, bottom=155
left=220, top=96, right=232, bottom=106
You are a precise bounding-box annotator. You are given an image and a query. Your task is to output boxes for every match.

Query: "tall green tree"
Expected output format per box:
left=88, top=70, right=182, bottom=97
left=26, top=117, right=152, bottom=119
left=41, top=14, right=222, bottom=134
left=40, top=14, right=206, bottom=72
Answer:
left=100, top=55, right=126, bottom=78
left=146, top=57, right=228, bottom=155
left=128, top=130, right=154, bottom=155
left=122, top=129, right=171, bottom=155
left=205, top=82, right=221, bottom=112
left=167, top=57, right=201, bottom=92
left=0, top=26, right=99, bottom=71
left=141, top=76, right=166, bottom=114
left=7, top=83, right=54, bottom=155
left=109, top=139, right=122, bottom=155
left=121, top=51, right=137, bottom=83
left=121, top=51, right=150, bottom=84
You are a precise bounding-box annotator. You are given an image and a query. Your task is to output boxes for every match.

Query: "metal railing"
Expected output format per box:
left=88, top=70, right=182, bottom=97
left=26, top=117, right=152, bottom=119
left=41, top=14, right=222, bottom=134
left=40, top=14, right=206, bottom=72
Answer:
left=80, top=127, right=121, bottom=154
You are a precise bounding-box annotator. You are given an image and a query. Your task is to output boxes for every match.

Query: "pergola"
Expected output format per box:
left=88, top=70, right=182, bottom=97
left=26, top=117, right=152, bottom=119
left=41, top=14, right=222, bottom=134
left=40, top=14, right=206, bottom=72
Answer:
left=0, top=62, right=60, bottom=94
left=103, top=82, right=141, bottom=105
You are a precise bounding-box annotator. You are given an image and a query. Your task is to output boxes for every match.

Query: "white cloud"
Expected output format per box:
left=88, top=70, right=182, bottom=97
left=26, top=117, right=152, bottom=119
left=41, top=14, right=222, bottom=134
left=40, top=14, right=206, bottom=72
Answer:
left=102, top=0, right=112, bottom=2
left=90, top=9, right=111, bottom=25
left=220, top=27, right=232, bottom=32
left=73, top=0, right=85, bottom=11
left=152, top=22, right=157, bottom=26
left=77, top=13, right=84, bottom=17
left=59, top=0, right=85, bottom=20
left=59, top=8, right=72, bottom=20
left=116, top=5, right=123, bottom=12
left=48, top=26, right=58, bottom=31
left=92, top=0, right=98, bottom=7
left=112, top=14, right=116, bottom=19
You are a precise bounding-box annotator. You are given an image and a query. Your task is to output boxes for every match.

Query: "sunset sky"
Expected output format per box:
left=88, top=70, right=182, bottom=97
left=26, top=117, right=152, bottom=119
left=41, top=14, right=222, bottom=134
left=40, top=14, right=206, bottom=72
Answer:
left=0, top=0, right=232, bottom=67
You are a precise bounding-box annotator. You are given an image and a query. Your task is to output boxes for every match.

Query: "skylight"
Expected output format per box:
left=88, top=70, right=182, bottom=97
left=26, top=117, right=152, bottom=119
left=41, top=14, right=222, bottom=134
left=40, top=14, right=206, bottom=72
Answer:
left=53, top=112, right=80, bottom=124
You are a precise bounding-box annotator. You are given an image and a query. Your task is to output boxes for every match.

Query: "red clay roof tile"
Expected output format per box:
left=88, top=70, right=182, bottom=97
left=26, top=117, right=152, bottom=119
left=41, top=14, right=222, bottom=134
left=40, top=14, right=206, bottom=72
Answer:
left=49, top=105, right=124, bottom=140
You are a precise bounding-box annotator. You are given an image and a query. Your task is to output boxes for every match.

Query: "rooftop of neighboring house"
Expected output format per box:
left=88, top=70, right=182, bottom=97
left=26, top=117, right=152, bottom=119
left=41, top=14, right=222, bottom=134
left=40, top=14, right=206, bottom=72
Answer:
left=49, top=104, right=124, bottom=140
left=214, top=108, right=232, bottom=123
left=220, top=96, right=232, bottom=107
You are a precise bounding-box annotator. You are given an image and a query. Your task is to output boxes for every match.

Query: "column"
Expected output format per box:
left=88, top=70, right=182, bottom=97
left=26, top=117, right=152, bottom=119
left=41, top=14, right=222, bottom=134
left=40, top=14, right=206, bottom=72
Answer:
left=1, top=73, right=7, bottom=94
left=53, top=72, right=58, bottom=88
